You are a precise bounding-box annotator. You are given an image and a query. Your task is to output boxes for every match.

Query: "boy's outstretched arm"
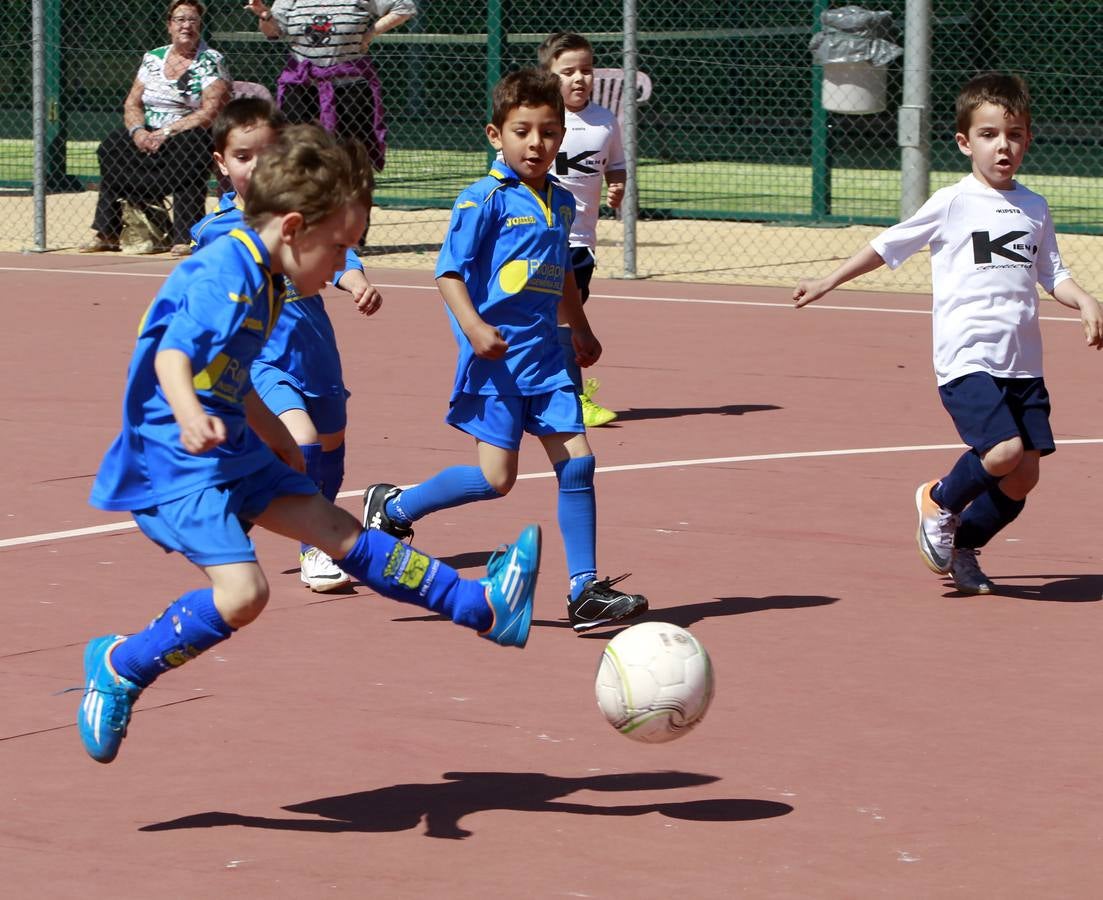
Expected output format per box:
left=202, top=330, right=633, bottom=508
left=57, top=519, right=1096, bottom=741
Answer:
left=1051, top=279, right=1103, bottom=349
left=154, top=349, right=227, bottom=454
left=437, top=272, right=508, bottom=359
left=560, top=268, right=601, bottom=367
left=793, top=244, right=886, bottom=308
left=335, top=268, right=383, bottom=316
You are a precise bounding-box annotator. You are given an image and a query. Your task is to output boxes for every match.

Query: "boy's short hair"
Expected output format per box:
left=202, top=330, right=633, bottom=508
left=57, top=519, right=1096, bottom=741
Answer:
left=491, top=68, right=565, bottom=129
left=212, top=96, right=287, bottom=153
left=955, top=72, right=1031, bottom=134
left=537, top=31, right=593, bottom=69
left=168, top=0, right=205, bottom=19
left=245, top=124, right=374, bottom=229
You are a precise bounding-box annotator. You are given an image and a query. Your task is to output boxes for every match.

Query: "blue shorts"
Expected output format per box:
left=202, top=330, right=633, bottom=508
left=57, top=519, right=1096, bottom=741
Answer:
left=132, top=457, right=318, bottom=566
left=938, top=372, right=1054, bottom=457
left=571, top=246, right=596, bottom=304
left=257, top=379, right=348, bottom=434
left=446, top=387, right=584, bottom=451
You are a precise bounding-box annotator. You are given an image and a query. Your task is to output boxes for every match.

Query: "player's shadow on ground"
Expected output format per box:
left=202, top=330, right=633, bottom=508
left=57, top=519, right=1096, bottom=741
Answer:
left=393, top=594, right=837, bottom=631
left=609, top=403, right=780, bottom=423
left=941, top=572, right=1103, bottom=603
left=140, top=770, right=792, bottom=839
left=571, top=594, right=838, bottom=637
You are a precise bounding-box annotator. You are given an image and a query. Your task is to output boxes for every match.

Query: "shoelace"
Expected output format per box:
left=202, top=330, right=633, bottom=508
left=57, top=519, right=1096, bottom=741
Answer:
left=933, top=509, right=960, bottom=548
left=587, top=573, right=632, bottom=596
left=485, top=543, right=511, bottom=579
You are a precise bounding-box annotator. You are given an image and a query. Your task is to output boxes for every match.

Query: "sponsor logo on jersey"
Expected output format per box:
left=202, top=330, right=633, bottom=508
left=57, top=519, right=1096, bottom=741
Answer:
left=456, top=200, right=478, bottom=209
left=555, top=149, right=601, bottom=176
left=506, top=215, right=536, bottom=227
left=971, top=230, right=1035, bottom=265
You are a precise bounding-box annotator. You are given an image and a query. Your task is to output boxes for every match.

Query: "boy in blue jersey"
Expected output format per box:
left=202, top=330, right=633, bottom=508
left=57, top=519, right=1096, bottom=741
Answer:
left=79, top=124, right=541, bottom=765
left=362, top=69, right=647, bottom=633
left=192, top=97, right=382, bottom=593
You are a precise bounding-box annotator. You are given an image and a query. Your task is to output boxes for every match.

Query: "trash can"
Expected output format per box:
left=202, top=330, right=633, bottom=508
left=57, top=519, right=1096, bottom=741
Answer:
left=809, top=5, right=902, bottom=114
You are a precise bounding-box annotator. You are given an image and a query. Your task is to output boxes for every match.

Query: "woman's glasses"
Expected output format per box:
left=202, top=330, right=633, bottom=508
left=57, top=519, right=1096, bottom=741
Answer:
left=170, top=16, right=201, bottom=25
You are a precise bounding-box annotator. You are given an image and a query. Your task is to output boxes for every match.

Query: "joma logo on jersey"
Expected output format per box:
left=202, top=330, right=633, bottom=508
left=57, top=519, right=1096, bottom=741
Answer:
left=506, top=215, right=536, bottom=227
left=972, top=230, right=1035, bottom=264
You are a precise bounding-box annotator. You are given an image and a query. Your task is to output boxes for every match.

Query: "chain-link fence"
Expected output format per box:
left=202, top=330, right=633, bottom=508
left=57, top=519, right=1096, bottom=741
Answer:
left=4, top=1, right=1102, bottom=292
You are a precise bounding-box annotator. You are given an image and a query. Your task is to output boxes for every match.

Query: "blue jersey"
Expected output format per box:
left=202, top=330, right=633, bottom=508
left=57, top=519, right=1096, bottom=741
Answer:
left=435, top=164, right=576, bottom=398
left=90, top=229, right=286, bottom=511
left=191, top=193, right=360, bottom=398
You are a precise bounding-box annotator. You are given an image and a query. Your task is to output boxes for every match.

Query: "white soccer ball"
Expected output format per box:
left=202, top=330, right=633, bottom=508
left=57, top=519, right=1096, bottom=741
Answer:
left=594, top=621, right=714, bottom=743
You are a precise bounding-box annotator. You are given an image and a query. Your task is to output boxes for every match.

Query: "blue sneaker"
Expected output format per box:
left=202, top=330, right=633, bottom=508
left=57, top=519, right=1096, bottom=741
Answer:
left=78, top=635, right=142, bottom=764
left=479, top=524, right=541, bottom=648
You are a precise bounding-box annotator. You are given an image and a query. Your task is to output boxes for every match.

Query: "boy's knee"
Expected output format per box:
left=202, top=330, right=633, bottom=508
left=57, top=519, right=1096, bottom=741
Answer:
left=215, top=578, right=269, bottom=629
left=484, top=472, right=514, bottom=495
left=981, top=438, right=1023, bottom=477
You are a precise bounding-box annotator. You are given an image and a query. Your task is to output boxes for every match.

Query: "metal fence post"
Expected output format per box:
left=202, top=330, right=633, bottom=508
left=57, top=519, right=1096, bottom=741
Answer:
left=621, top=0, right=638, bottom=278
left=899, top=0, right=932, bottom=219
left=31, top=0, right=46, bottom=251
left=810, top=0, right=832, bottom=219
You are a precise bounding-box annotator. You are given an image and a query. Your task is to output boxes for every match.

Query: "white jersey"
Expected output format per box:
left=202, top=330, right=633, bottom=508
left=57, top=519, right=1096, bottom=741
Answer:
left=551, top=101, right=625, bottom=250
left=870, top=174, right=1070, bottom=386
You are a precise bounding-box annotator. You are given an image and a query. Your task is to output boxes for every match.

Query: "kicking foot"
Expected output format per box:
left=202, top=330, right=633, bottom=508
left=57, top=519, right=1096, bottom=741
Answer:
left=480, top=524, right=541, bottom=647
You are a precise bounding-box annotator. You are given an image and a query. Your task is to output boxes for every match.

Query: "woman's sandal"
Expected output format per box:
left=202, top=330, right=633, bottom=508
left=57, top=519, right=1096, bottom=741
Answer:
left=78, top=233, right=120, bottom=253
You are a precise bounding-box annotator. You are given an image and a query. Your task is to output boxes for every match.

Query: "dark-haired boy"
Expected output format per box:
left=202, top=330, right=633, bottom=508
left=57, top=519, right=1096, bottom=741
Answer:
left=793, top=73, right=1103, bottom=594
left=363, top=69, right=648, bottom=632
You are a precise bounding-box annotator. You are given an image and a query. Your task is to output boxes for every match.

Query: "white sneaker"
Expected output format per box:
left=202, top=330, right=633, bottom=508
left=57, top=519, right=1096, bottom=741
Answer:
left=950, top=548, right=993, bottom=595
left=915, top=481, right=958, bottom=574
left=300, top=547, right=352, bottom=593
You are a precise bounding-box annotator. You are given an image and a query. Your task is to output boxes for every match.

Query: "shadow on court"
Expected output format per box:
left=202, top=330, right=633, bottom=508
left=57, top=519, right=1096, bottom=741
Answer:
left=609, top=403, right=781, bottom=423
left=139, top=770, right=792, bottom=839
left=392, top=594, right=837, bottom=632
left=941, top=572, right=1103, bottom=603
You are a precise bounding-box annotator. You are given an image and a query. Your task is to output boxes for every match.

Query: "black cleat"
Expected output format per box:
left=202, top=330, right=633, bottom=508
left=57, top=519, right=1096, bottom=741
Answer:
left=567, top=574, right=648, bottom=632
left=361, top=483, right=415, bottom=541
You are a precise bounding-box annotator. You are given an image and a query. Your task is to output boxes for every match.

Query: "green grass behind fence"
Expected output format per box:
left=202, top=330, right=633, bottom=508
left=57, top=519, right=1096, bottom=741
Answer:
left=1, top=139, right=1099, bottom=229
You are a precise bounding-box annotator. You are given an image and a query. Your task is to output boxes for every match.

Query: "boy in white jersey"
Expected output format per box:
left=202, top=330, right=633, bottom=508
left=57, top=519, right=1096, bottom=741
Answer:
left=793, top=72, right=1103, bottom=595
left=538, top=32, right=626, bottom=428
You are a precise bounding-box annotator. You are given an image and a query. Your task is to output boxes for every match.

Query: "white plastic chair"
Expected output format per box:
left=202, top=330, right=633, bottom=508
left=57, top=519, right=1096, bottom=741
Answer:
left=592, top=68, right=653, bottom=122
left=232, top=80, right=274, bottom=103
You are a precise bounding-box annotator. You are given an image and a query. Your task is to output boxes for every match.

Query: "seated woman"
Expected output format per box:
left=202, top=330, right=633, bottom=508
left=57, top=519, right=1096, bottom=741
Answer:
left=80, top=0, right=230, bottom=257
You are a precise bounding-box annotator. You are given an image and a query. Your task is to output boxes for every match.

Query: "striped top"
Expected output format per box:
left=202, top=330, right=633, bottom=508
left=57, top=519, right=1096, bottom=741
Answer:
left=270, top=0, right=417, bottom=69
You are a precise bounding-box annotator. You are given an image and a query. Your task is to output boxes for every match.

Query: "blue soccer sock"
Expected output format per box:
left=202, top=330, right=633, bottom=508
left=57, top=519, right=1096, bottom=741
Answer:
left=387, top=465, right=501, bottom=525
left=956, top=486, right=1026, bottom=549
left=110, top=588, right=234, bottom=689
left=558, top=325, right=583, bottom=394
left=336, top=529, right=491, bottom=631
left=319, top=444, right=345, bottom=503
left=300, top=442, right=324, bottom=554
left=556, top=456, right=597, bottom=601
left=931, top=450, right=1000, bottom=513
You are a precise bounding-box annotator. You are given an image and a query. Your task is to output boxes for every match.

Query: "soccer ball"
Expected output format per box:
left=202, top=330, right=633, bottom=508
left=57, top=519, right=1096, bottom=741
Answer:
left=594, top=621, right=714, bottom=743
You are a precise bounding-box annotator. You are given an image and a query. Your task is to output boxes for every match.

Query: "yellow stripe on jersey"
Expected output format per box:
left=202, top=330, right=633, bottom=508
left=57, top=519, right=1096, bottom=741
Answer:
left=192, top=352, right=230, bottom=391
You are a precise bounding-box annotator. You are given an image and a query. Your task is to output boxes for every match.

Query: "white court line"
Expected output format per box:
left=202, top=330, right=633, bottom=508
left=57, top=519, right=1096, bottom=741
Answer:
left=4, top=438, right=1103, bottom=550
left=0, top=266, right=1084, bottom=322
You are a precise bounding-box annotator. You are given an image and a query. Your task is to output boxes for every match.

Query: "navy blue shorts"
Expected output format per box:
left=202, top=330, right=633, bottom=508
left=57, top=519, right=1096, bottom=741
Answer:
left=938, top=372, right=1054, bottom=457
left=571, top=246, right=595, bottom=304
left=132, top=458, right=318, bottom=566
left=446, top=387, right=584, bottom=451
